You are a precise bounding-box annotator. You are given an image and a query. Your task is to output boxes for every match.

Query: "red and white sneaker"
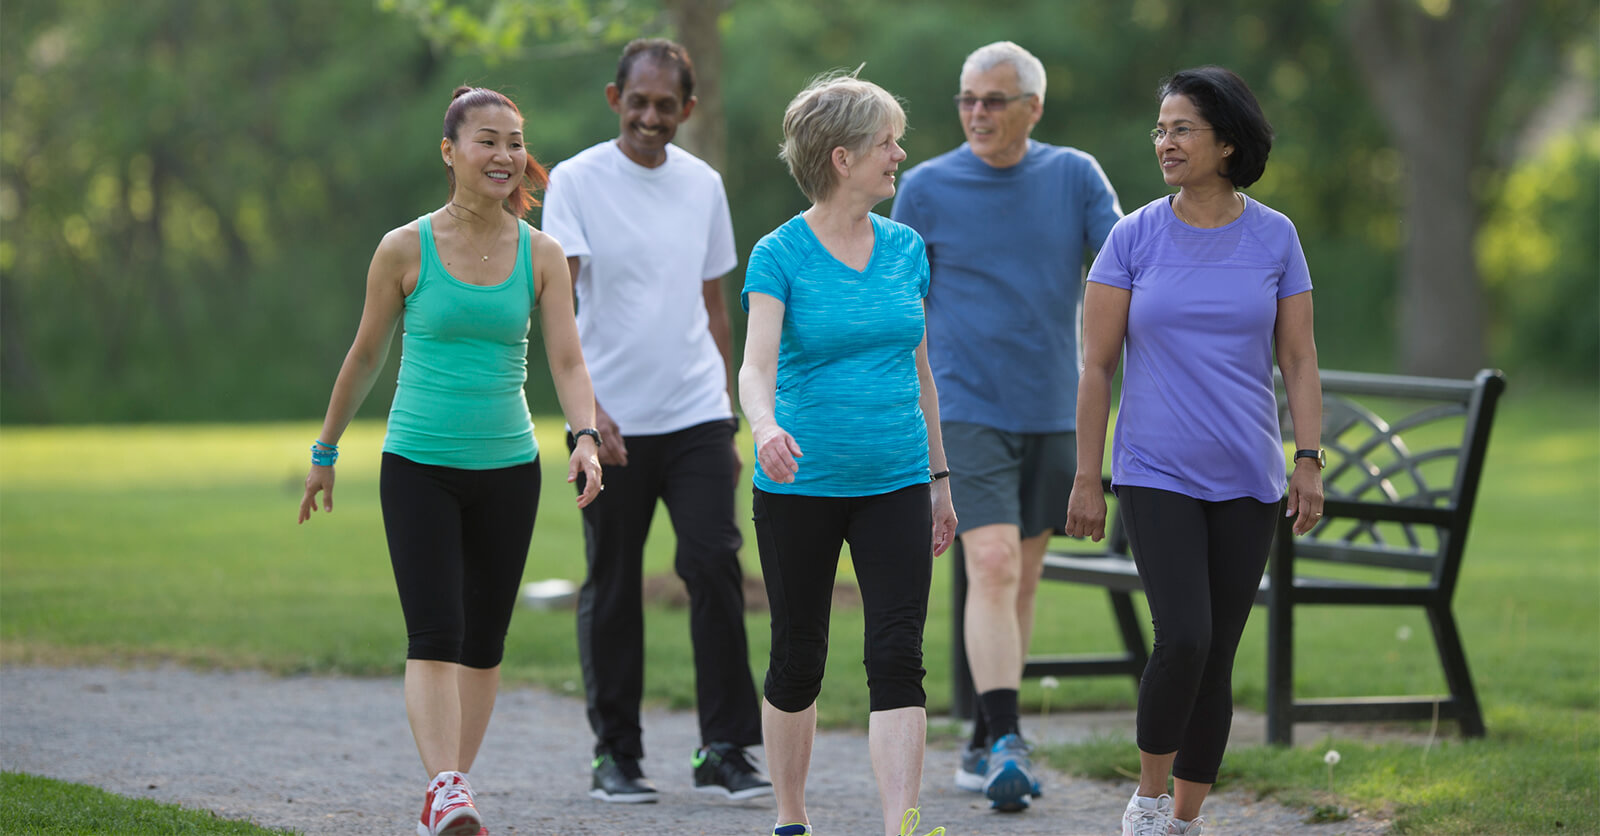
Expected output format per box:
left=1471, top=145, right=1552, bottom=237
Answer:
left=418, top=771, right=482, bottom=836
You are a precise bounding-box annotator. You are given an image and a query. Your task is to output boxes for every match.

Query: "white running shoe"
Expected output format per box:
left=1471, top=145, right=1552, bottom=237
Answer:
left=1121, top=790, right=1173, bottom=836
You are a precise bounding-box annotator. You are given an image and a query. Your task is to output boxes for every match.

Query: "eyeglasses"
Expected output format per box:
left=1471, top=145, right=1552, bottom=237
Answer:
left=954, top=93, right=1029, bottom=112
left=1150, top=126, right=1214, bottom=144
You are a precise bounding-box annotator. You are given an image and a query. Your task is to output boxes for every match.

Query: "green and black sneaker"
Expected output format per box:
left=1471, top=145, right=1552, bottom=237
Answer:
left=691, top=742, right=773, bottom=800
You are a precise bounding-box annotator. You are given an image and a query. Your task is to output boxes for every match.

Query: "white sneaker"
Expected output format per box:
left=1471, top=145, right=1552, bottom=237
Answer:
left=1121, top=791, right=1173, bottom=836
left=1170, top=815, right=1205, bottom=834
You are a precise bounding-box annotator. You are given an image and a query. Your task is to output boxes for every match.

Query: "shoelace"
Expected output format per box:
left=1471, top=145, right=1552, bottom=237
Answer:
left=1128, top=806, right=1168, bottom=836
left=435, top=776, right=475, bottom=812
left=899, top=806, right=945, bottom=836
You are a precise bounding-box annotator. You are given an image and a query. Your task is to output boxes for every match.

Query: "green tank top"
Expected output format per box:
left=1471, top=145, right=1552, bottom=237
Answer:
left=382, top=214, right=539, bottom=469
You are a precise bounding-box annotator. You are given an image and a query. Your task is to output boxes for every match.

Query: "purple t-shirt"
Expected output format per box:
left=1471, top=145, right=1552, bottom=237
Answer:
left=1087, top=195, right=1312, bottom=503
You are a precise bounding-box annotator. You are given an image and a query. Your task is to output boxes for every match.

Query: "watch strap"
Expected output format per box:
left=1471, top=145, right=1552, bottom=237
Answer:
left=1294, top=448, right=1325, bottom=469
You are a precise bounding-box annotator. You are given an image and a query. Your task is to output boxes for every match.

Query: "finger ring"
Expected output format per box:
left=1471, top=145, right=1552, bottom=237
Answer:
left=1314, top=512, right=1322, bottom=517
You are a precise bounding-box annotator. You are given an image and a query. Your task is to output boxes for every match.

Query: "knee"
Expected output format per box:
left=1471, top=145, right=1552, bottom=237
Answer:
left=1152, top=629, right=1211, bottom=678
left=765, top=637, right=828, bottom=712
left=864, top=646, right=926, bottom=711
left=407, top=630, right=464, bottom=665
left=674, top=543, right=743, bottom=588
left=964, top=538, right=1021, bottom=591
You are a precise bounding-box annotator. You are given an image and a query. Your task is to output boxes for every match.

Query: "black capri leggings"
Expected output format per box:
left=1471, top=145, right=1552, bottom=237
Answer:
left=380, top=452, right=541, bottom=669
left=753, top=484, right=933, bottom=714
left=1119, top=485, right=1279, bottom=784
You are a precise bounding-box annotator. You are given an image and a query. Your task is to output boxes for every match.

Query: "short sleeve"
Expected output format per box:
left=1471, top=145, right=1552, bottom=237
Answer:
left=741, top=232, right=791, bottom=312
left=1086, top=216, right=1135, bottom=290
left=540, top=164, right=590, bottom=260
left=910, top=228, right=930, bottom=299
left=701, top=173, right=738, bottom=280
left=888, top=173, right=924, bottom=233
left=1276, top=218, right=1313, bottom=299
left=1080, top=155, right=1123, bottom=253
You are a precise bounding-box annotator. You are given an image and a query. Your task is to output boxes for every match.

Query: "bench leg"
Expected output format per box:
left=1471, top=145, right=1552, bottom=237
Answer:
left=1428, top=602, right=1486, bottom=737
left=950, top=539, right=976, bottom=720
left=1266, top=518, right=1294, bottom=746
left=1108, top=590, right=1149, bottom=688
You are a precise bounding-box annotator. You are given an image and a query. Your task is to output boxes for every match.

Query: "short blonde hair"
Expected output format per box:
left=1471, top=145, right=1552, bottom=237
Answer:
left=778, top=71, right=907, bottom=203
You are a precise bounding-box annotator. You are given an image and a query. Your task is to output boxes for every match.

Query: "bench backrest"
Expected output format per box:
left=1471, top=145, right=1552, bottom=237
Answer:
left=1276, top=369, right=1505, bottom=591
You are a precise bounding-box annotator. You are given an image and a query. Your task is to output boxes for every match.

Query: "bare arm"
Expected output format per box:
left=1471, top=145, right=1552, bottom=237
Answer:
left=1063, top=281, right=1130, bottom=542
left=539, top=238, right=602, bottom=507
left=703, top=275, right=743, bottom=478
left=703, top=276, right=738, bottom=413
left=567, top=255, right=627, bottom=466
left=298, top=227, right=413, bottom=523
left=738, top=292, right=801, bottom=483
left=1275, top=291, right=1323, bottom=535
left=915, top=331, right=957, bottom=556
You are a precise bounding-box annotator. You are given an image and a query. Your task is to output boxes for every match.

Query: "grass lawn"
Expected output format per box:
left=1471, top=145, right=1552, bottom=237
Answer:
left=1, top=384, right=1596, bottom=833
left=0, top=772, right=293, bottom=834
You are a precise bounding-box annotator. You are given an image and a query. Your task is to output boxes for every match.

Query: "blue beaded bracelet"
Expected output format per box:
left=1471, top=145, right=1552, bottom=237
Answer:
left=310, top=443, right=339, bottom=467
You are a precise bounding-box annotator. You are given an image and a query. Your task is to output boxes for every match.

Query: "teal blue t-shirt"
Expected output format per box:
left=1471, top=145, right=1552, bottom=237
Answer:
left=740, top=213, right=931, bottom=497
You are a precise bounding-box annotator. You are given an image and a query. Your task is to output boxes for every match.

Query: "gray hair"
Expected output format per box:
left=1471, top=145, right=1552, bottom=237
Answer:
left=961, top=41, right=1047, bottom=105
left=778, top=71, right=907, bottom=203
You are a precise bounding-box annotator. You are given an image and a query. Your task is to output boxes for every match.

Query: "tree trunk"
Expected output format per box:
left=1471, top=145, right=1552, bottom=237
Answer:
left=662, top=0, right=728, bottom=173
left=1343, top=0, right=1533, bottom=376
left=1397, top=131, right=1487, bottom=375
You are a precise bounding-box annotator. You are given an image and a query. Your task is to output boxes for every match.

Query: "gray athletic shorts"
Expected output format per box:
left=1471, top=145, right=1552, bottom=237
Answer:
left=942, top=422, right=1076, bottom=538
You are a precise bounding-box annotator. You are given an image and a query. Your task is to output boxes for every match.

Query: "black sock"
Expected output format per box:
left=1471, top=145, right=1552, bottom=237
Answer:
left=979, top=689, right=1020, bottom=745
left=968, top=702, right=990, bottom=750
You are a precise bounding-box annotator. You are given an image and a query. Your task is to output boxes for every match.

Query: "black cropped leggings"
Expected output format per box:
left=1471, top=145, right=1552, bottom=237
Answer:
left=1119, top=485, right=1279, bottom=784
left=380, top=452, right=541, bottom=669
left=753, top=484, right=933, bottom=714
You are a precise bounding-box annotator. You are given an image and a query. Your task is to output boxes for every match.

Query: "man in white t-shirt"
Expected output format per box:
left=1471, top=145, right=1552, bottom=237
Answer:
left=541, top=38, right=769, bottom=806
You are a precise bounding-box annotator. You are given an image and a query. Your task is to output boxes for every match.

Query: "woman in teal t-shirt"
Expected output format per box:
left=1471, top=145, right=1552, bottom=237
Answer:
left=297, top=86, right=603, bottom=836
left=739, top=72, right=957, bottom=836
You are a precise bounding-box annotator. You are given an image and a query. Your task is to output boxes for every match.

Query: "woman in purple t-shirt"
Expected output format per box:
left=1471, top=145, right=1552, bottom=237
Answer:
left=1065, top=67, right=1324, bottom=836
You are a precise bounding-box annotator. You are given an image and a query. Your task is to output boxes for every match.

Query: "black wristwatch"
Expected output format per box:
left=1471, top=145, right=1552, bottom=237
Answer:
left=1294, top=448, right=1325, bottom=469
left=574, top=428, right=602, bottom=447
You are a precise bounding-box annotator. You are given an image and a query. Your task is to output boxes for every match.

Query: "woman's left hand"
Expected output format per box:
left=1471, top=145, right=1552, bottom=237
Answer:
left=1287, top=461, right=1324, bottom=536
left=930, top=480, right=957, bottom=557
left=568, top=443, right=603, bottom=508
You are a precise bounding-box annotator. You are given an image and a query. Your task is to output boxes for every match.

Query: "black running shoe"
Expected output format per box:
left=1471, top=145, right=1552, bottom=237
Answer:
left=691, top=742, right=774, bottom=800
left=590, top=753, right=659, bottom=803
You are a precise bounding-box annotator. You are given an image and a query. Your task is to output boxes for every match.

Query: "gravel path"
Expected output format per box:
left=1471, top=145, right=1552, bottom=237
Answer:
left=0, top=666, right=1391, bottom=835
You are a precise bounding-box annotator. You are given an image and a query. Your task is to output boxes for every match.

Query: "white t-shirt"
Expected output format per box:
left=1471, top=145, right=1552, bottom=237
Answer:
left=542, top=141, right=739, bottom=435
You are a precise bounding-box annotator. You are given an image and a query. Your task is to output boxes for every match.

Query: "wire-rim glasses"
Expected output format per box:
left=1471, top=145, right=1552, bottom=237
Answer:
left=1150, top=126, right=1214, bottom=144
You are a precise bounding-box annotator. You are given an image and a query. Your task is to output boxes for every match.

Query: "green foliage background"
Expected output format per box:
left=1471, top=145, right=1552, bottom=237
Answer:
left=1, top=0, right=1595, bottom=424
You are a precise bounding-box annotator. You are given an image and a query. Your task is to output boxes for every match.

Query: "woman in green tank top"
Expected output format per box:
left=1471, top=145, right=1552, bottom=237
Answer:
left=297, top=86, right=604, bottom=836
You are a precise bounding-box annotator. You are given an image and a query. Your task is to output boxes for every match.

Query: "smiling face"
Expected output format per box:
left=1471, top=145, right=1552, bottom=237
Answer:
left=607, top=57, right=695, bottom=168
left=1155, top=93, right=1233, bottom=190
left=442, top=104, right=526, bottom=202
left=839, top=124, right=908, bottom=204
left=958, top=62, right=1041, bottom=169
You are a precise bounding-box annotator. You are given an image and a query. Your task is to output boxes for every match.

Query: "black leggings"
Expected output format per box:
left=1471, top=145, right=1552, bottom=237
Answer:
left=753, top=484, right=933, bottom=714
left=380, top=453, right=541, bottom=668
left=1119, top=485, right=1278, bottom=784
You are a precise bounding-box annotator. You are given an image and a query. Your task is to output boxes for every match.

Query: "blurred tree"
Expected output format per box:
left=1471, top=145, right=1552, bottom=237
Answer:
left=379, top=0, right=731, bottom=168
left=1, top=0, right=1591, bottom=424
left=1, top=1, right=445, bottom=420
left=1342, top=0, right=1593, bottom=376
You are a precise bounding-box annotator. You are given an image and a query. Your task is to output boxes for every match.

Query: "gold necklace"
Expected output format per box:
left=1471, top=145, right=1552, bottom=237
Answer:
left=1173, top=191, right=1244, bottom=227
left=446, top=202, right=504, bottom=263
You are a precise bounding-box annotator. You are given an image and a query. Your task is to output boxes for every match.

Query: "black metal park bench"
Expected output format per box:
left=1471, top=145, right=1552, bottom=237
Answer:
left=949, top=368, right=1506, bottom=745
